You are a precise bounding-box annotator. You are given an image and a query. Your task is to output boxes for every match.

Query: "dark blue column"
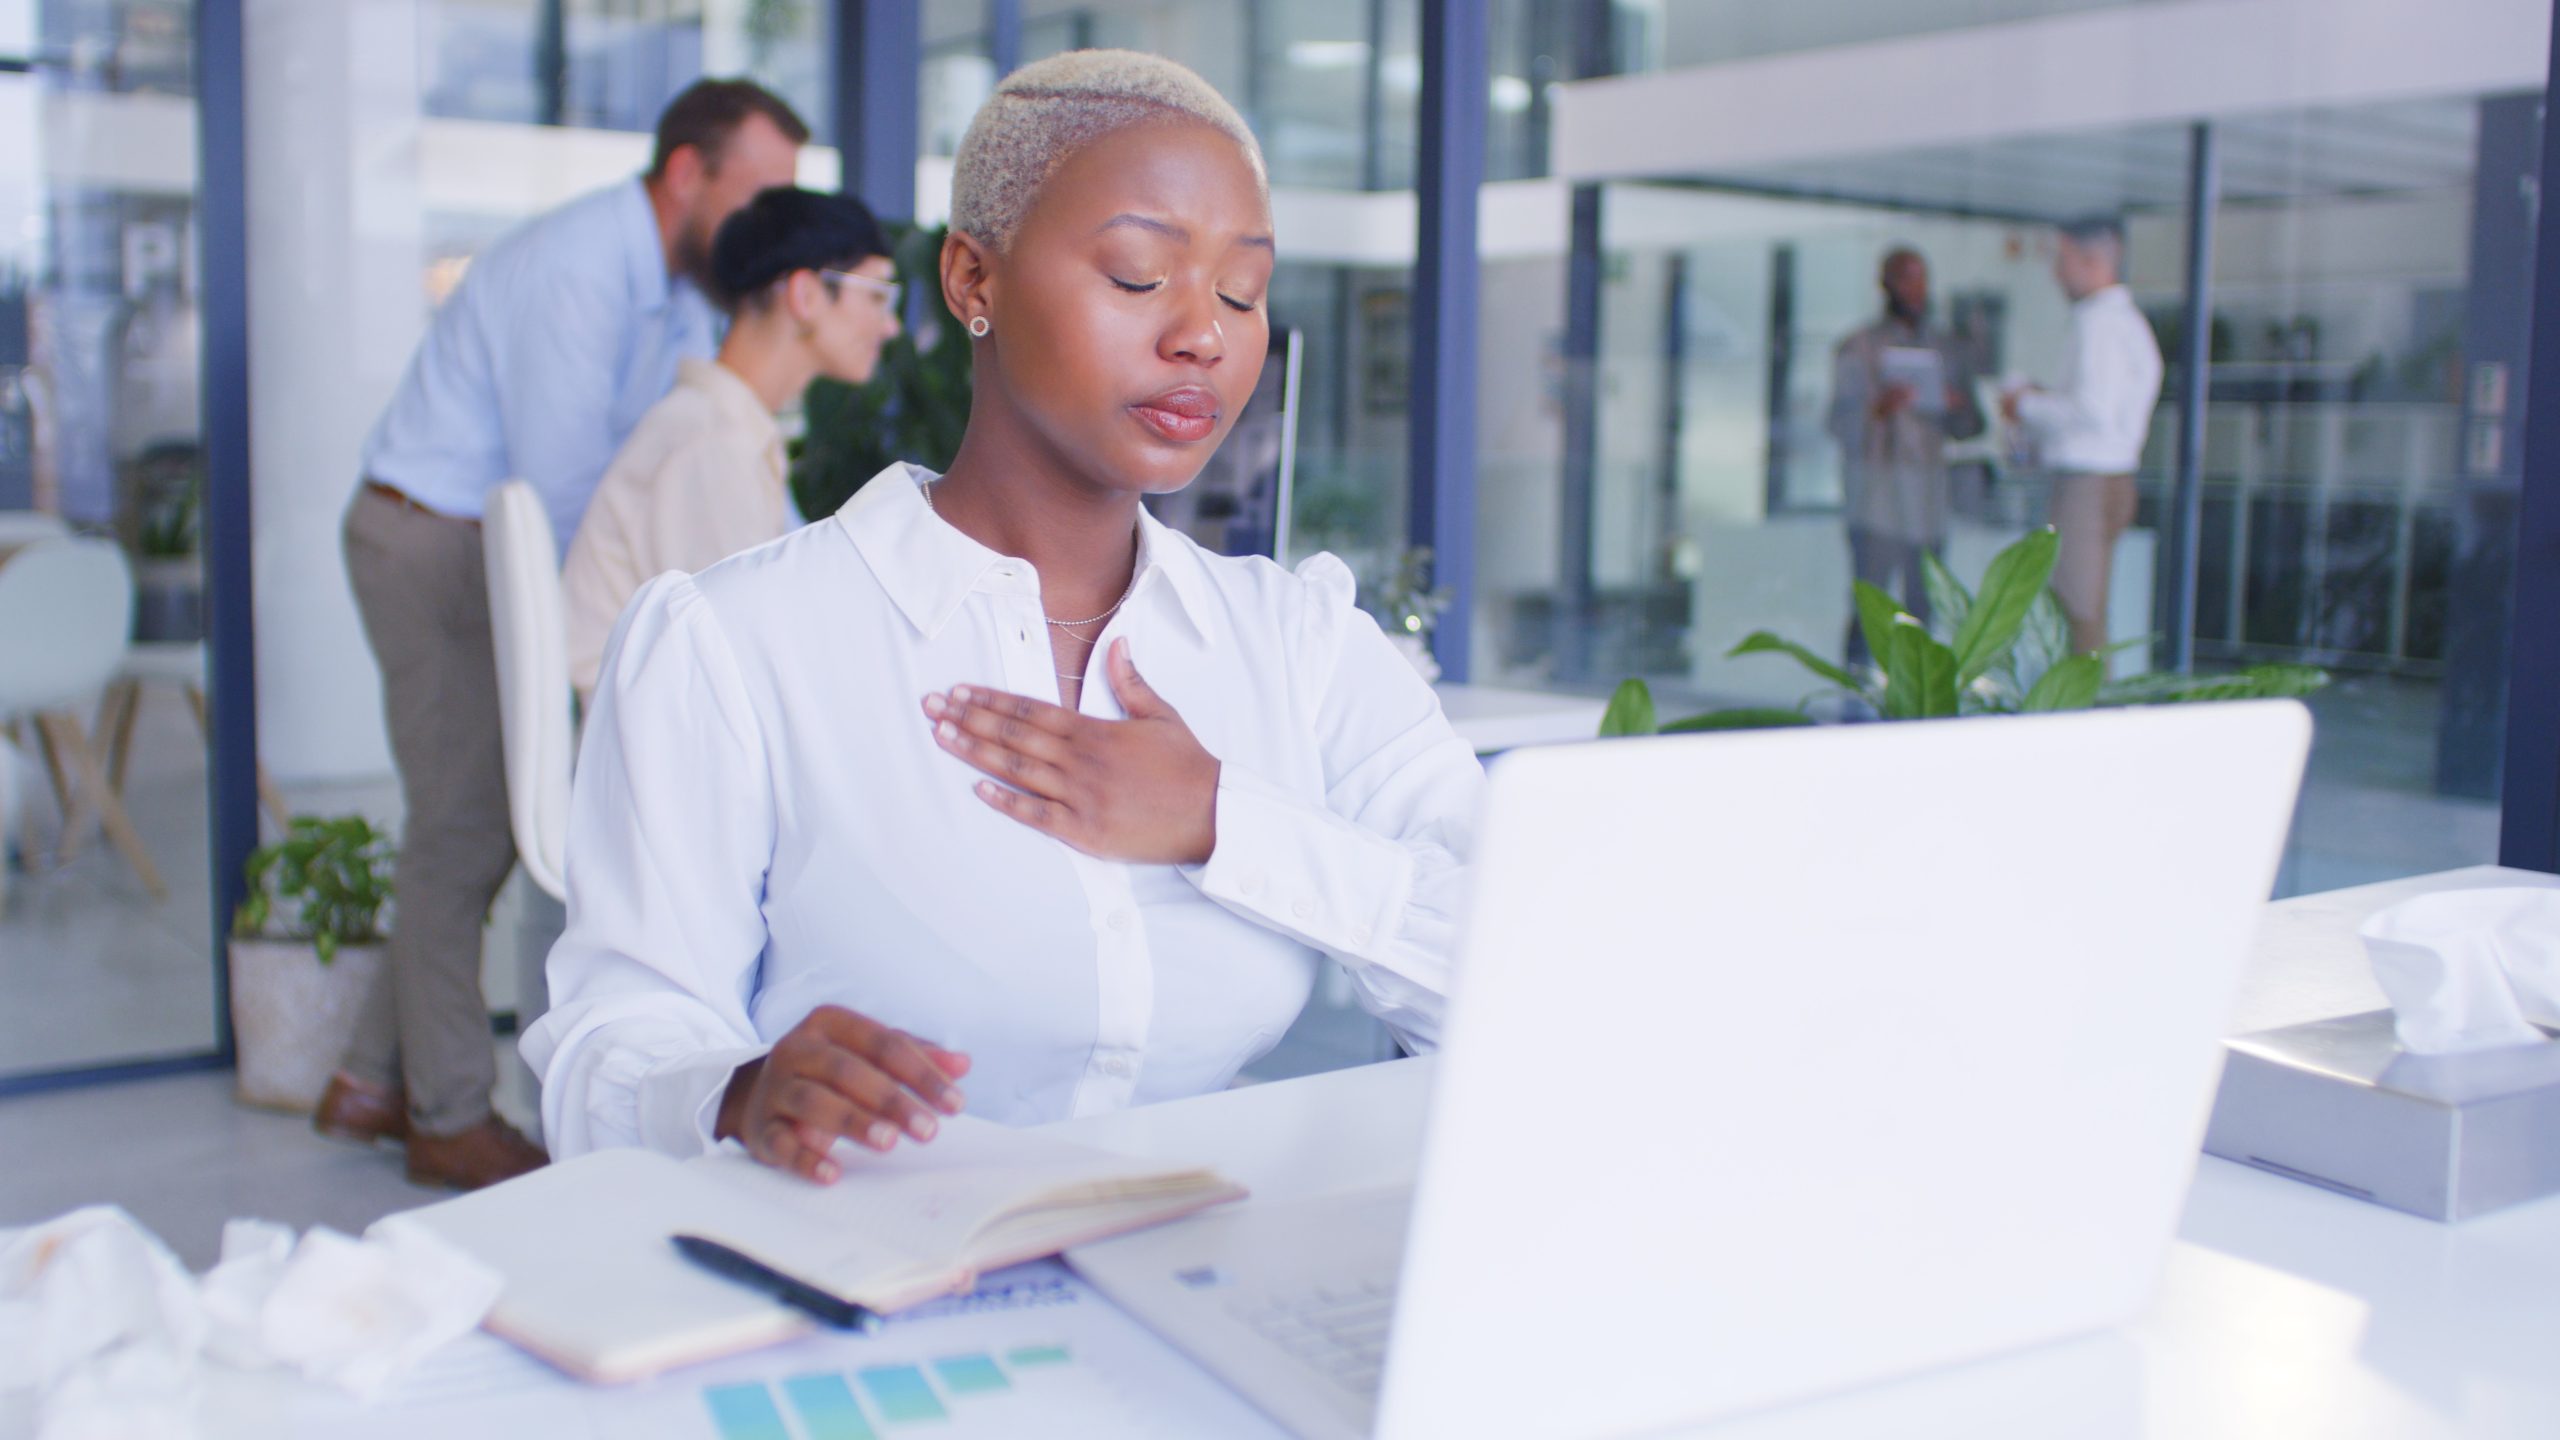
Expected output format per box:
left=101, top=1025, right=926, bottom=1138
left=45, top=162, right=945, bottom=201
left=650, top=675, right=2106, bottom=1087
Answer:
left=2164, top=122, right=2219, bottom=675
left=989, top=0, right=1023, bottom=76
left=836, top=0, right=920, bottom=221
left=1552, top=0, right=1615, bottom=682
left=2442, top=93, right=2538, bottom=801
left=198, top=0, right=255, bottom=1061
left=2500, top=29, right=2560, bottom=868
left=1410, top=0, right=1487, bottom=680
left=1554, top=183, right=1601, bottom=681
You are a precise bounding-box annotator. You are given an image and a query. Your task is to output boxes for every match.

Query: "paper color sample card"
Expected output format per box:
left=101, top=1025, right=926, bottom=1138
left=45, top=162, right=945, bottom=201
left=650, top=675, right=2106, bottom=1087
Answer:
left=254, top=1262, right=1285, bottom=1440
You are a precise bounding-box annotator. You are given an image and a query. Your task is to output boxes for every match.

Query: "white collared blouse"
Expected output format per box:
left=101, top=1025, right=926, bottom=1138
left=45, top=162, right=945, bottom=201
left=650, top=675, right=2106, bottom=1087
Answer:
left=523, top=464, right=1484, bottom=1158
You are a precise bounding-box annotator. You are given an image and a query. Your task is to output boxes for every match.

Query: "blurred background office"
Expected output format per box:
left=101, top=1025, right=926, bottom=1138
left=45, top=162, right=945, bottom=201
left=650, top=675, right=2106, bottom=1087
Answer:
left=3, top=0, right=2555, bottom=1100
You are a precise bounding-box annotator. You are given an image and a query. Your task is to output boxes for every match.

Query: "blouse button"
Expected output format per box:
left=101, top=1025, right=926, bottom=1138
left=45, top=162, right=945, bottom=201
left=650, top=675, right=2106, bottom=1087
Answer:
left=1107, top=908, right=1134, bottom=933
left=1101, top=1055, right=1134, bottom=1078
left=1292, top=898, right=1317, bottom=920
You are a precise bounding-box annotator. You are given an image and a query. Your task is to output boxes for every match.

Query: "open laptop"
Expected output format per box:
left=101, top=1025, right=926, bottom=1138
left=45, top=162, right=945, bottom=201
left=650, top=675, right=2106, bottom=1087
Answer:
left=1071, top=701, right=2312, bottom=1438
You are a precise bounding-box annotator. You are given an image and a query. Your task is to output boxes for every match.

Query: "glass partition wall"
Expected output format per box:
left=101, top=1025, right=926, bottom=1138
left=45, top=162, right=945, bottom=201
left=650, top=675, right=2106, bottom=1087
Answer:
left=0, top=0, right=230, bottom=1082
left=7, top=0, right=2552, bottom=1090
left=1511, top=5, right=2543, bottom=897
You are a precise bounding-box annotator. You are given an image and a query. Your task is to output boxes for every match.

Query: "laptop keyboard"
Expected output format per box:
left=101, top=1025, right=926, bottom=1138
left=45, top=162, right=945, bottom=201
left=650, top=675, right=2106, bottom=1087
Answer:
left=1227, top=1277, right=1400, bottom=1398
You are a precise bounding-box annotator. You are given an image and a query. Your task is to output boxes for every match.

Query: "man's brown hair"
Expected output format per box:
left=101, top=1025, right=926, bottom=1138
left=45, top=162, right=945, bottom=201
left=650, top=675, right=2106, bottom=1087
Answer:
left=648, top=78, right=810, bottom=179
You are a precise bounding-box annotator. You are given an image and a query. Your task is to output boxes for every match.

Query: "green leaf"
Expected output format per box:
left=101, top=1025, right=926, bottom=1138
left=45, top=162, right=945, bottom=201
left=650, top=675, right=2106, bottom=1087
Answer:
left=2022, top=654, right=2105, bottom=712
left=1853, top=581, right=1906, bottom=675
left=1881, top=623, right=1960, bottom=719
left=1919, top=552, right=1972, bottom=646
left=2098, top=663, right=2331, bottom=706
left=1661, top=707, right=1816, bottom=732
left=229, top=811, right=396, bottom=947
left=1727, top=631, right=1857, bottom=691
left=1951, top=528, right=2059, bottom=683
left=1598, top=678, right=1659, bottom=737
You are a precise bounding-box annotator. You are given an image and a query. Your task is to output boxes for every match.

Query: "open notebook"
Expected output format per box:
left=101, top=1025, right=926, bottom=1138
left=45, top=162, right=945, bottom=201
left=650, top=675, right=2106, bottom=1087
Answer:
left=385, top=1116, right=1245, bottom=1383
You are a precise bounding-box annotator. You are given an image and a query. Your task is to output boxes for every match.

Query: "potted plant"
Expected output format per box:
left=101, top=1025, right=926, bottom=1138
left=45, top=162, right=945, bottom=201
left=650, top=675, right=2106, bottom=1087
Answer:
left=1600, top=527, right=2328, bottom=736
left=228, top=815, right=393, bottom=1112
left=1370, top=546, right=1452, bottom=681
left=125, top=440, right=205, bottom=643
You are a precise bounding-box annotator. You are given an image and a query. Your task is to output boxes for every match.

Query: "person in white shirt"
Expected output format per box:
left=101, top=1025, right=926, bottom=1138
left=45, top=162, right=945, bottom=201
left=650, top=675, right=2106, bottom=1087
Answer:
left=523, top=50, right=1484, bottom=1180
left=563, top=187, right=903, bottom=702
left=2003, top=217, right=2164, bottom=655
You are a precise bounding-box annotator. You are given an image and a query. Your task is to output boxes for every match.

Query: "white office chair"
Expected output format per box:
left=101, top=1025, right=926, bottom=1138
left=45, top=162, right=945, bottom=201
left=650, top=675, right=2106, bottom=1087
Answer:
left=0, top=536, right=162, bottom=900
left=482, top=480, right=573, bottom=903
left=97, top=640, right=293, bottom=834
left=0, top=510, right=71, bottom=549
left=0, top=513, right=66, bottom=908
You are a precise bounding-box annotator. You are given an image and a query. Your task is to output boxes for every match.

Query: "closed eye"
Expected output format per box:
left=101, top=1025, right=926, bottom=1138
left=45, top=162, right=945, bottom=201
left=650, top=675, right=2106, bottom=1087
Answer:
left=1109, top=276, right=1161, bottom=294
left=1219, top=294, right=1260, bottom=313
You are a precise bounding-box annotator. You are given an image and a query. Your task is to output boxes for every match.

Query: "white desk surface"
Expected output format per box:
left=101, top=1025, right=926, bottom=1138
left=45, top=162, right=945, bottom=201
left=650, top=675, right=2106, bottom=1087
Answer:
left=1430, top=682, right=1608, bottom=753
left=1041, top=865, right=2560, bottom=1439
left=79, top=866, right=2560, bottom=1439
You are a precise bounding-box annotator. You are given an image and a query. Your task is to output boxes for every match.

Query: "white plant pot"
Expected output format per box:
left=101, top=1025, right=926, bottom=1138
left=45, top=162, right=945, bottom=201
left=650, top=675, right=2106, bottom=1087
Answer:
left=229, top=937, right=384, bottom=1113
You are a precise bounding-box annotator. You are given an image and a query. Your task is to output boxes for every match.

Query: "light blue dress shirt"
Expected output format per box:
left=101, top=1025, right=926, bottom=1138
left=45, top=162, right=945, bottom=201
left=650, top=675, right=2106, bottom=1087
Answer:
left=359, top=177, right=721, bottom=554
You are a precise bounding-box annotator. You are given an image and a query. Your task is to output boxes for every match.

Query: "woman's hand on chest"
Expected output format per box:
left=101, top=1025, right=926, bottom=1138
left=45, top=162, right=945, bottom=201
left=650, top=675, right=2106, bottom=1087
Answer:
left=923, top=637, right=1220, bottom=866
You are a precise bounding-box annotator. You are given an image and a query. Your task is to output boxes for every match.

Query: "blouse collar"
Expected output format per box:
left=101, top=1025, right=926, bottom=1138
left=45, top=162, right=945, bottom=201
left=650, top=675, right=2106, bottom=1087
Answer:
left=836, top=463, right=1216, bottom=644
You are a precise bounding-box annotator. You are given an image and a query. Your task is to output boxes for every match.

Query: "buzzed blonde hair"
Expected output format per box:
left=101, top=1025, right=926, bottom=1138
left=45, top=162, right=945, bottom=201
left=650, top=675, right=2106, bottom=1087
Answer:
left=949, top=49, right=1268, bottom=252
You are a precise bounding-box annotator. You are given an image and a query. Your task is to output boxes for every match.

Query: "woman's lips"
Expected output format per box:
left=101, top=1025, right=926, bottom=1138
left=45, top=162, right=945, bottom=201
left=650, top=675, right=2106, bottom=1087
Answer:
left=1130, top=388, right=1219, bottom=444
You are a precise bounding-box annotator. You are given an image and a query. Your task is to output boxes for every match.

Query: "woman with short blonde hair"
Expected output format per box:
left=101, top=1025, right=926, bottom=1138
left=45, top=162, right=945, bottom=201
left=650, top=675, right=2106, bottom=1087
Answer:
left=528, top=52, right=1479, bottom=1180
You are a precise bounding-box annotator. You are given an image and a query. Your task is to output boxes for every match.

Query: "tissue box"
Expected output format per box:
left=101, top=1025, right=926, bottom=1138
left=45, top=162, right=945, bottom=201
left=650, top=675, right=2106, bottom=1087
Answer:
left=2203, top=1010, right=2560, bottom=1221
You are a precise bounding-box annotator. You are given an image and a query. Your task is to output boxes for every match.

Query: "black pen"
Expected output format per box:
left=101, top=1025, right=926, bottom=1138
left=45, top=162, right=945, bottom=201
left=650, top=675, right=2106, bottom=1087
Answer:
left=672, top=1234, right=881, bottom=1332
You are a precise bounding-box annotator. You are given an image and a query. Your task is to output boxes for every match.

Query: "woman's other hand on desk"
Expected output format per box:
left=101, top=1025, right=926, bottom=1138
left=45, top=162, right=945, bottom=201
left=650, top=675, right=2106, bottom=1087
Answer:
left=716, top=1006, right=971, bottom=1183
left=923, top=639, right=1220, bottom=866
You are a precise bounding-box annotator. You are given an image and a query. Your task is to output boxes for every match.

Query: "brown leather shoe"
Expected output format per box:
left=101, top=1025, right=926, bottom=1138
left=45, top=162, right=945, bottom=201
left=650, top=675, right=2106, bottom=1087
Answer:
left=312, top=1072, right=409, bottom=1145
left=405, top=1116, right=549, bottom=1191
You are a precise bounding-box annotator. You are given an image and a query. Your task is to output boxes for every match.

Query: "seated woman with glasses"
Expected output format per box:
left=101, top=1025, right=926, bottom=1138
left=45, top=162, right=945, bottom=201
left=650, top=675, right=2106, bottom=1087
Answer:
left=562, top=185, right=903, bottom=702
left=526, top=51, right=1481, bottom=1180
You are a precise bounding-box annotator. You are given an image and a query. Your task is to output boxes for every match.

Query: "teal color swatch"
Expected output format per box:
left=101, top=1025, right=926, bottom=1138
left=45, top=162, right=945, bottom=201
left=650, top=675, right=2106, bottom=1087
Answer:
left=1005, top=1344, right=1071, bottom=1368
left=932, top=1354, right=1010, bottom=1395
left=857, top=1364, right=950, bottom=1423
left=781, top=1373, right=880, bottom=1440
left=702, top=1383, right=792, bottom=1440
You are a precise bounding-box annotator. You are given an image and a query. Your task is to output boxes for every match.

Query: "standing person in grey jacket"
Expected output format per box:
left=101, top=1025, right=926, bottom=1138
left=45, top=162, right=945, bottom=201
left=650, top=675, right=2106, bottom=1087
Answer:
left=1828, top=247, right=1982, bottom=663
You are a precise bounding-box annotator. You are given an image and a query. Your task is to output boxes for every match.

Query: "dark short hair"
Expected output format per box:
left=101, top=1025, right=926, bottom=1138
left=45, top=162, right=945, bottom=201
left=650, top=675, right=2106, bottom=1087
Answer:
left=649, top=78, right=811, bottom=180
left=709, top=187, right=894, bottom=310
left=1879, top=245, right=1925, bottom=281
left=2058, top=215, right=2126, bottom=251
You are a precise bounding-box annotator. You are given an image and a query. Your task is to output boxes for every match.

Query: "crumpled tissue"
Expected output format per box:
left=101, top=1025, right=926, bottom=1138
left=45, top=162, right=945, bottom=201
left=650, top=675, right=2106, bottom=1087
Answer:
left=0, top=1205, right=502, bottom=1439
left=2363, top=887, right=2560, bottom=1055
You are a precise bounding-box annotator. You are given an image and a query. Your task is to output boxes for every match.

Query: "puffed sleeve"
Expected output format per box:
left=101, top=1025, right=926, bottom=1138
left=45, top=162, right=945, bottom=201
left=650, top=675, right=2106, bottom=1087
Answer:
left=1182, top=553, right=1484, bottom=1050
left=519, top=572, right=779, bottom=1158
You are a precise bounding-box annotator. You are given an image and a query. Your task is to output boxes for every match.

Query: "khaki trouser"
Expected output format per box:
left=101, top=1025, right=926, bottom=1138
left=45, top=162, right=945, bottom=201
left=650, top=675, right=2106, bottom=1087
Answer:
left=338, top=486, right=516, bottom=1137
left=2049, top=472, right=2138, bottom=657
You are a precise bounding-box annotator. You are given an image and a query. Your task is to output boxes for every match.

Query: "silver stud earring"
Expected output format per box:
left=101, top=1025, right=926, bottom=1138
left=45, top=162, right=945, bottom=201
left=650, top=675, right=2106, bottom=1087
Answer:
left=969, top=315, right=991, bottom=338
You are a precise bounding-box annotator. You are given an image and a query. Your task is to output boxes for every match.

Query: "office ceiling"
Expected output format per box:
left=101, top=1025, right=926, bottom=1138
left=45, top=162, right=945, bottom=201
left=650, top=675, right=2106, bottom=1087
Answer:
left=1679, top=96, right=2482, bottom=221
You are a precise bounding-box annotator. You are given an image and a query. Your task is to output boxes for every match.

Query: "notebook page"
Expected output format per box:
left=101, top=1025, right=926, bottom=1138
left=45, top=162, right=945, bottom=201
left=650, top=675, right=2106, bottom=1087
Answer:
left=691, top=1115, right=1216, bottom=1300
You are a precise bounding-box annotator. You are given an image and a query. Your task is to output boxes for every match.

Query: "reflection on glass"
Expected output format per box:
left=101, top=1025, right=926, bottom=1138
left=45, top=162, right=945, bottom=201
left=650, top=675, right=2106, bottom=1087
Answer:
left=2, top=0, right=221, bottom=1080
left=422, top=0, right=829, bottom=139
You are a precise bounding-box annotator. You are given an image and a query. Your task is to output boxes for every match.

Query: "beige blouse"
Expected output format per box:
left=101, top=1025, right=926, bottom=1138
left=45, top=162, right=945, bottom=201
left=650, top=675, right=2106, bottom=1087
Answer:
left=564, top=356, right=793, bottom=699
